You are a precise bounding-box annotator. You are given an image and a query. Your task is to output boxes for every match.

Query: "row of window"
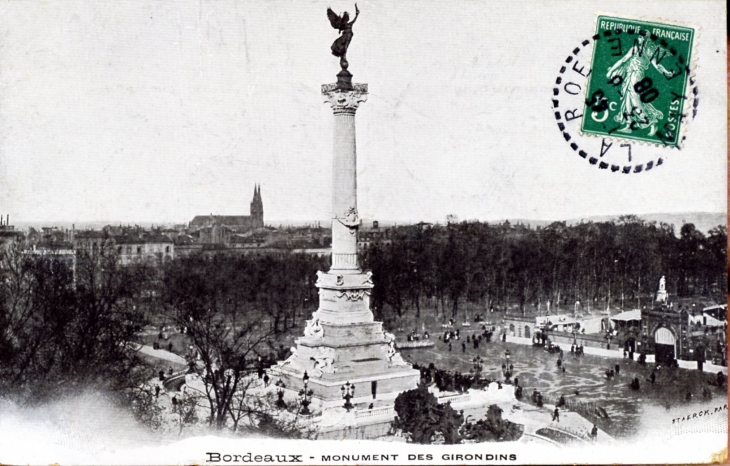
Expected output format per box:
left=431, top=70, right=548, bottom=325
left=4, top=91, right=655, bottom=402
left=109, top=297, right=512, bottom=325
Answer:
left=115, top=245, right=172, bottom=254
left=78, top=241, right=170, bottom=254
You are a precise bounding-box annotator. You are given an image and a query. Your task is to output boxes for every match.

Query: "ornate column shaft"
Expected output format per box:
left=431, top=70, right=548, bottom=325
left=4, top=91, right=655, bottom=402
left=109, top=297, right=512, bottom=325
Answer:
left=322, top=83, right=368, bottom=272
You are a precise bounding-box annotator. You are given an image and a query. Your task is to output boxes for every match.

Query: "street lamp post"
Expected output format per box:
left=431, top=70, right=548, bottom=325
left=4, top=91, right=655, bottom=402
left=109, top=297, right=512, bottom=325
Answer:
left=299, top=371, right=313, bottom=415
left=341, top=381, right=355, bottom=411
left=472, top=355, right=483, bottom=380
left=275, top=379, right=287, bottom=409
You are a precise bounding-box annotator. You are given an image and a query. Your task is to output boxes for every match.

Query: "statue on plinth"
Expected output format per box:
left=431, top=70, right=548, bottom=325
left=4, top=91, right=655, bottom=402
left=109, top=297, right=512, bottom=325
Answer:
left=656, top=275, right=668, bottom=303
left=338, top=206, right=360, bottom=233
left=387, top=338, right=408, bottom=366
left=327, top=4, right=360, bottom=71
left=304, top=318, right=323, bottom=338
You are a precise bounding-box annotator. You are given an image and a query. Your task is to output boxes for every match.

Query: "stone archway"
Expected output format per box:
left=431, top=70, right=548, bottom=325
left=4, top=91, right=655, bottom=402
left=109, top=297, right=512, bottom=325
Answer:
left=654, top=326, right=677, bottom=364
left=624, top=337, right=636, bottom=353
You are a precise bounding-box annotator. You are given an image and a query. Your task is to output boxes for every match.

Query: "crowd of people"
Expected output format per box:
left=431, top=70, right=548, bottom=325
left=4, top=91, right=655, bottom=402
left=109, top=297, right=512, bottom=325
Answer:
left=412, top=362, right=495, bottom=393
left=442, top=325, right=495, bottom=349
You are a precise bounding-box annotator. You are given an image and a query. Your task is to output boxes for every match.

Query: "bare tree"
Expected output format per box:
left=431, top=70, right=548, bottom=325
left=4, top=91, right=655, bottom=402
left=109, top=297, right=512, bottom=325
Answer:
left=0, top=241, right=152, bottom=408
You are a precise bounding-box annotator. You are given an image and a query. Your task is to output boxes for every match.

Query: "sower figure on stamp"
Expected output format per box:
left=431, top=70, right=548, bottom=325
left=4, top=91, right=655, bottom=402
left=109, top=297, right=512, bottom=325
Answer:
left=327, top=4, right=360, bottom=71
left=607, top=35, right=675, bottom=136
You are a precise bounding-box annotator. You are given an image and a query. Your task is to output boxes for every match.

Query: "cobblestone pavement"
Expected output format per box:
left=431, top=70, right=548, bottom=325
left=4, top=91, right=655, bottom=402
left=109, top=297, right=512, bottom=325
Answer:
left=401, top=337, right=726, bottom=438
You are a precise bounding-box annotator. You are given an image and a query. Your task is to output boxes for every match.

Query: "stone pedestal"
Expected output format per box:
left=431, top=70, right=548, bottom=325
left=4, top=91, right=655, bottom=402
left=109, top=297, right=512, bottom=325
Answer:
left=272, top=81, right=419, bottom=409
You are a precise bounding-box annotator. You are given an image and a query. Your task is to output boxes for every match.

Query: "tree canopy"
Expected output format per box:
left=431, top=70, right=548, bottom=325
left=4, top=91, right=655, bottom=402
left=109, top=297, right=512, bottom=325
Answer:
left=362, top=219, right=726, bottom=321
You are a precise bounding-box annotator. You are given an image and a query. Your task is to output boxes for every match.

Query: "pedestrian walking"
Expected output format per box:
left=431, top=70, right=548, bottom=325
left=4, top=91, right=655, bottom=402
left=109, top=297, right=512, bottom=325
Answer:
left=154, top=385, right=160, bottom=398
left=462, top=342, right=466, bottom=353
left=449, top=343, right=452, bottom=352
left=614, top=363, right=620, bottom=375
left=630, top=377, right=640, bottom=390
left=591, top=424, right=598, bottom=440
left=552, top=407, right=560, bottom=422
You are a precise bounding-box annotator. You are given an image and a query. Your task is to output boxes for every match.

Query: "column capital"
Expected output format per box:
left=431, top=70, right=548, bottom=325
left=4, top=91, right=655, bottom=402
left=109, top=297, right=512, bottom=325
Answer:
left=322, top=83, right=368, bottom=114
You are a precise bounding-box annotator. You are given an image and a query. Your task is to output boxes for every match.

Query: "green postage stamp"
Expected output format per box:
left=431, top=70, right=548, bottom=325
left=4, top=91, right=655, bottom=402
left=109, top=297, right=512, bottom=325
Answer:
left=581, top=15, right=695, bottom=146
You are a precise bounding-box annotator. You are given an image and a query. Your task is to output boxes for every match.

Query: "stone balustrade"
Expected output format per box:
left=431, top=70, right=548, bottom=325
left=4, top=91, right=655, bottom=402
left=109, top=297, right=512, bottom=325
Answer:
left=355, top=406, right=394, bottom=419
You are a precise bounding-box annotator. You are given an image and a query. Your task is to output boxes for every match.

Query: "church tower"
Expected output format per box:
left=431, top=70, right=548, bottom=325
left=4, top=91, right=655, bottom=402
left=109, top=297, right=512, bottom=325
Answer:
left=250, top=184, right=264, bottom=228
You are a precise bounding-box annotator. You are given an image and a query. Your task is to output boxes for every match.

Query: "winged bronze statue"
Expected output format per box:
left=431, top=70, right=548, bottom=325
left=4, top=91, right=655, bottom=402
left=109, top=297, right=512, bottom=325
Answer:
left=327, top=4, right=359, bottom=70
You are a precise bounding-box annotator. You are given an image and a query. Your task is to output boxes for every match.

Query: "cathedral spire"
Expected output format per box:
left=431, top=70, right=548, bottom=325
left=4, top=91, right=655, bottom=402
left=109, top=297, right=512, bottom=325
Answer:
left=250, top=183, right=264, bottom=228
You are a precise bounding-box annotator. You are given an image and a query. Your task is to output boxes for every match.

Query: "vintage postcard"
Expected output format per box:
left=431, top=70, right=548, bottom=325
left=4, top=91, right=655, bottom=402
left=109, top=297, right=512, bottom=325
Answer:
left=0, top=0, right=726, bottom=464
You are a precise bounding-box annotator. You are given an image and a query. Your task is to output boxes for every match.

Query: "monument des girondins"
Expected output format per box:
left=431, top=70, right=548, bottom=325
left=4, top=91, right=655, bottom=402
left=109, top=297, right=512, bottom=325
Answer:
left=271, top=6, right=420, bottom=424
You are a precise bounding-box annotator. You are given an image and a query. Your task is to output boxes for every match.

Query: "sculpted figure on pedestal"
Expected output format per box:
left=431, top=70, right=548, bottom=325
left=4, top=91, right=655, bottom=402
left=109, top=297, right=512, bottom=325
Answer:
left=387, top=340, right=408, bottom=366
left=327, top=4, right=360, bottom=71
left=310, top=347, right=337, bottom=375
left=338, top=206, right=360, bottom=234
left=304, top=318, right=324, bottom=338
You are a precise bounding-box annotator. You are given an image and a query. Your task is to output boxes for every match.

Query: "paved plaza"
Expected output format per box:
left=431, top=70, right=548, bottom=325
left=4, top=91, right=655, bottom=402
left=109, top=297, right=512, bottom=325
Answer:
left=400, top=332, right=727, bottom=438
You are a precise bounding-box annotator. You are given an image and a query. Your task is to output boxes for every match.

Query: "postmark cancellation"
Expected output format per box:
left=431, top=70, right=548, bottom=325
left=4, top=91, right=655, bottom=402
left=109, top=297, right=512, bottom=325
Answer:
left=553, top=14, right=699, bottom=173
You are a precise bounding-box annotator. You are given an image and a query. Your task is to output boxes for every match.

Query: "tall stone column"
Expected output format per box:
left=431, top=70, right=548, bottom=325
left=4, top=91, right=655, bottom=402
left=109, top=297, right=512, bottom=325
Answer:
left=271, top=78, right=418, bottom=412
left=322, top=83, right=368, bottom=273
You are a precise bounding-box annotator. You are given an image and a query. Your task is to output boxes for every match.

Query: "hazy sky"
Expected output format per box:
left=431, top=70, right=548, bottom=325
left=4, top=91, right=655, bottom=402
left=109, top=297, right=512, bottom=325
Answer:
left=0, top=0, right=726, bottom=225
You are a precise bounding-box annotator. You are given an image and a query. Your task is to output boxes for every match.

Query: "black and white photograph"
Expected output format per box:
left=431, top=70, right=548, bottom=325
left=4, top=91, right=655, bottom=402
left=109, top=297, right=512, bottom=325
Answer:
left=0, top=1, right=726, bottom=464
